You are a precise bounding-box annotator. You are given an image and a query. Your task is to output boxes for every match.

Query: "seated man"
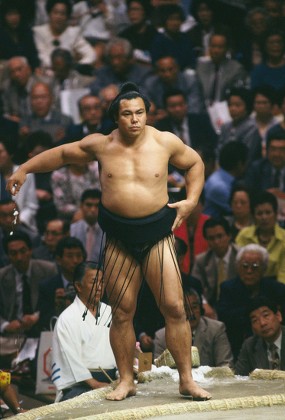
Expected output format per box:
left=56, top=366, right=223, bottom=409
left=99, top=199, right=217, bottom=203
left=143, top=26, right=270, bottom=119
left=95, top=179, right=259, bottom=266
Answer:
left=52, top=261, right=116, bottom=401
left=235, top=296, right=285, bottom=376
left=0, top=232, right=57, bottom=367
left=153, top=285, right=233, bottom=367
left=38, top=236, right=86, bottom=331
left=217, top=244, right=285, bottom=360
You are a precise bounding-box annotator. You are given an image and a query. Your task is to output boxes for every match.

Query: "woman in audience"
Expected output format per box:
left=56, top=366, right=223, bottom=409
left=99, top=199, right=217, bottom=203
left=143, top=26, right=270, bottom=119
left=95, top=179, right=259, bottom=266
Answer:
left=225, top=185, right=253, bottom=241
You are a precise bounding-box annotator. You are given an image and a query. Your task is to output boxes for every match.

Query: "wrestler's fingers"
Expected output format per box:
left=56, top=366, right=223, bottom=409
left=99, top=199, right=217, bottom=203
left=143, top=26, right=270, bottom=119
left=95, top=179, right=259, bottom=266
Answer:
left=171, top=217, right=182, bottom=231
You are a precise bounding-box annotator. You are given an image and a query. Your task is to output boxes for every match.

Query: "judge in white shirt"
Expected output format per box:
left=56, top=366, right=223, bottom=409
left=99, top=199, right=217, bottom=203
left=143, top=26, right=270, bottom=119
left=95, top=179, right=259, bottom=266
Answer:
left=52, top=261, right=116, bottom=401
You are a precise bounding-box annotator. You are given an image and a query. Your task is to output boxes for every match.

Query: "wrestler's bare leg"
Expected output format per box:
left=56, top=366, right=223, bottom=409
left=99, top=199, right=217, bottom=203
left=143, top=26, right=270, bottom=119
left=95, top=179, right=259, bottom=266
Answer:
left=144, top=237, right=211, bottom=400
left=104, top=240, right=141, bottom=401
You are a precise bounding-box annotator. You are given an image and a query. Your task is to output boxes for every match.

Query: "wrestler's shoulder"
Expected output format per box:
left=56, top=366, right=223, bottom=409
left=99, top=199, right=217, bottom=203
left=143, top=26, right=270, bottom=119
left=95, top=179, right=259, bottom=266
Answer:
left=79, top=131, right=115, bottom=148
left=148, top=126, right=183, bottom=145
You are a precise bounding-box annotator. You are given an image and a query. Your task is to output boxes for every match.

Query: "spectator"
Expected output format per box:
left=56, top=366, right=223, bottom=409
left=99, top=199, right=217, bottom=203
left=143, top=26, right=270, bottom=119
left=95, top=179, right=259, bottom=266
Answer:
left=70, top=189, right=104, bottom=261
left=0, top=138, right=38, bottom=232
left=153, top=285, right=233, bottom=367
left=251, top=85, right=279, bottom=157
left=149, top=4, right=196, bottom=71
left=38, top=236, right=86, bottom=331
left=245, top=125, right=285, bottom=200
left=0, top=232, right=57, bottom=367
left=0, top=0, right=40, bottom=70
left=187, top=0, right=221, bottom=58
left=64, top=94, right=113, bottom=143
left=19, top=81, right=73, bottom=144
left=155, top=89, right=217, bottom=152
left=49, top=48, right=94, bottom=112
left=236, top=191, right=285, bottom=282
left=1, top=56, right=45, bottom=123
left=23, top=131, right=57, bottom=232
left=204, top=141, right=248, bottom=218
left=0, top=383, right=27, bottom=415
left=144, top=55, right=205, bottom=116
left=119, top=0, right=158, bottom=65
left=217, top=244, right=285, bottom=359
left=174, top=191, right=209, bottom=274
left=234, top=7, right=270, bottom=72
left=235, top=296, right=285, bottom=375
left=52, top=261, right=116, bottom=401
left=33, top=0, right=96, bottom=71
left=0, top=199, right=41, bottom=268
left=89, top=37, right=152, bottom=95
left=251, top=28, right=285, bottom=93
left=192, top=217, right=239, bottom=318
left=225, top=185, right=254, bottom=241
left=217, top=87, right=262, bottom=164
left=51, top=160, right=100, bottom=222
left=33, top=218, right=70, bottom=262
left=196, top=31, right=248, bottom=107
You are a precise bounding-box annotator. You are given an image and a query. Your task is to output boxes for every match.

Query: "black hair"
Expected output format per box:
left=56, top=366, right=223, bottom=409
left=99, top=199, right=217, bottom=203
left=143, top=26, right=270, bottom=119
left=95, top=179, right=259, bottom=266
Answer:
left=229, top=184, right=252, bottom=206
left=160, top=4, right=186, bottom=26
left=190, top=0, right=216, bottom=21
left=253, top=85, right=277, bottom=105
left=0, top=0, right=23, bottom=22
left=3, top=231, right=32, bottom=253
left=276, top=87, right=285, bottom=108
left=163, top=88, right=187, bottom=107
left=202, top=217, right=231, bottom=239
left=247, top=296, right=279, bottom=318
left=24, top=130, right=53, bottom=155
left=250, top=191, right=278, bottom=215
left=226, top=87, right=253, bottom=115
left=0, top=136, right=15, bottom=157
left=44, top=218, right=70, bottom=235
left=55, top=236, right=87, bottom=259
left=80, top=188, right=102, bottom=203
left=219, top=141, right=248, bottom=171
left=266, top=124, right=285, bottom=149
left=108, top=82, right=151, bottom=122
left=46, top=0, right=72, bottom=17
left=126, top=0, right=150, bottom=16
left=51, top=48, right=73, bottom=67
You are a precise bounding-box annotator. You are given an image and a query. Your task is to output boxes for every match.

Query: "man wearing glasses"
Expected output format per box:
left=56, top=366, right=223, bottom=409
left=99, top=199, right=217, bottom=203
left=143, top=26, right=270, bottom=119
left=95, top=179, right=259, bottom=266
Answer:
left=217, top=244, right=285, bottom=360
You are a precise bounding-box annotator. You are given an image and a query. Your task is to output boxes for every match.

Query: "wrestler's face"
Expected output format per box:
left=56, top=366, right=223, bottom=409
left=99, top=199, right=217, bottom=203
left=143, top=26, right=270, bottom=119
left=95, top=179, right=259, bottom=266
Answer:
left=250, top=306, right=282, bottom=342
left=117, top=97, right=147, bottom=137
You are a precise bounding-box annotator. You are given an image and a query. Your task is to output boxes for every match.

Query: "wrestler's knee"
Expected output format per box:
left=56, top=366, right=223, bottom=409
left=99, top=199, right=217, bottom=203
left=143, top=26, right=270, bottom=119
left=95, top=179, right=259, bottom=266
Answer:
left=111, top=304, right=136, bottom=325
left=160, top=300, right=186, bottom=321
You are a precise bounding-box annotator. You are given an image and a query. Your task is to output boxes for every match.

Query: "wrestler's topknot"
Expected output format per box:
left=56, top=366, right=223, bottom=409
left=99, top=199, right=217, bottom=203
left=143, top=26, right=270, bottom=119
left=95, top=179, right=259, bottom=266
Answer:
left=108, top=82, right=151, bottom=122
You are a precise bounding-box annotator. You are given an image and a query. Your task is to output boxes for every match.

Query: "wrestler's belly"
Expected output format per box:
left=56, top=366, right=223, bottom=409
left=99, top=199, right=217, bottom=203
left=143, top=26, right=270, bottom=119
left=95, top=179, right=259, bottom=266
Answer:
left=101, top=184, right=170, bottom=218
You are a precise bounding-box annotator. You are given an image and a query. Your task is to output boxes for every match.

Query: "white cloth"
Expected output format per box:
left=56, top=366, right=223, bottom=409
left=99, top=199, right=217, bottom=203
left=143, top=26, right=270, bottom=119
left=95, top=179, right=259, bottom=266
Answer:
left=33, top=24, right=96, bottom=68
left=52, top=296, right=115, bottom=390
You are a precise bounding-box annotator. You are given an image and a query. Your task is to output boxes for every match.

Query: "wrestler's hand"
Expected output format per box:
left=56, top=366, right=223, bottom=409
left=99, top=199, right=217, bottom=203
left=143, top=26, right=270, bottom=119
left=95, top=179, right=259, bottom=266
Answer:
left=6, top=168, right=27, bottom=196
left=168, top=199, right=197, bottom=231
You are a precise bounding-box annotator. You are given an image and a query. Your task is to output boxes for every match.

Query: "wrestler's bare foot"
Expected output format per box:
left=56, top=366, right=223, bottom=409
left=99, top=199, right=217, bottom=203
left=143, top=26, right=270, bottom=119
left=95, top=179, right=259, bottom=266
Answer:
left=106, top=380, right=136, bottom=401
left=179, top=379, right=212, bottom=401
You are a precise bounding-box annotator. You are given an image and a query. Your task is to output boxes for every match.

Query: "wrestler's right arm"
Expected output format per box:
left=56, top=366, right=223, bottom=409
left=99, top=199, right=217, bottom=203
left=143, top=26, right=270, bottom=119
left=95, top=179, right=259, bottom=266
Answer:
left=6, top=135, right=99, bottom=196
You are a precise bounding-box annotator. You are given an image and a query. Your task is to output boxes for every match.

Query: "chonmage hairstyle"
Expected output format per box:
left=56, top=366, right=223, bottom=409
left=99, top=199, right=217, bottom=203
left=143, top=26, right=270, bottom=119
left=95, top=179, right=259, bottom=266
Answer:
left=108, top=82, right=151, bottom=122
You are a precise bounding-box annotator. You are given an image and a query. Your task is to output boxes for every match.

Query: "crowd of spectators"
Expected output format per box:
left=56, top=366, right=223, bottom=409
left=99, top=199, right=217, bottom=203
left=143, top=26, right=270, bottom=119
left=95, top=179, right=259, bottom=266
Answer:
left=1, top=0, right=285, bottom=414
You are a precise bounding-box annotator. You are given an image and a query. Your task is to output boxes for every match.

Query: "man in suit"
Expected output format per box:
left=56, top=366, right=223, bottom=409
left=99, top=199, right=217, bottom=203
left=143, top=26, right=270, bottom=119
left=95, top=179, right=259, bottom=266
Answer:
left=196, top=31, right=248, bottom=106
left=64, top=94, right=114, bottom=143
left=217, top=244, right=285, bottom=360
left=155, top=89, right=217, bottom=153
left=153, top=285, right=233, bottom=367
left=235, top=296, right=285, bottom=375
left=0, top=232, right=57, bottom=365
left=38, top=236, right=86, bottom=331
left=144, top=55, right=205, bottom=116
left=70, top=189, right=104, bottom=262
left=245, top=125, right=285, bottom=201
left=191, top=217, right=239, bottom=318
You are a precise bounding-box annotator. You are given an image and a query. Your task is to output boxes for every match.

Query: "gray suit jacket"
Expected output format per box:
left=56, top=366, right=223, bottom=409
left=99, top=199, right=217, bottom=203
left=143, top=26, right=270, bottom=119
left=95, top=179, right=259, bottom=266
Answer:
left=196, top=57, right=248, bottom=103
left=70, top=219, right=104, bottom=263
left=191, top=244, right=239, bottom=306
left=0, top=259, right=57, bottom=329
left=235, top=326, right=285, bottom=376
left=154, top=316, right=233, bottom=367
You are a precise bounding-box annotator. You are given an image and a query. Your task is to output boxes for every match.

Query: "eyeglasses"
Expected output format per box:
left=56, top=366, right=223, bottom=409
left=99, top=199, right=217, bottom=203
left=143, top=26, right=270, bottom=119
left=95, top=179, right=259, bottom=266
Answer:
left=241, top=262, right=261, bottom=271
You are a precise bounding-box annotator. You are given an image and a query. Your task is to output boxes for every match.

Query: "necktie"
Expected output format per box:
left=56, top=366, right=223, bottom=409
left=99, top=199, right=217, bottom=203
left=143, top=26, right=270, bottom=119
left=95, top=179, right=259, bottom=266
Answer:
left=22, top=274, right=33, bottom=315
left=86, top=225, right=95, bottom=260
left=273, top=169, right=280, bottom=188
left=210, top=64, right=220, bottom=103
left=269, top=343, right=280, bottom=370
left=217, top=259, right=226, bottom=298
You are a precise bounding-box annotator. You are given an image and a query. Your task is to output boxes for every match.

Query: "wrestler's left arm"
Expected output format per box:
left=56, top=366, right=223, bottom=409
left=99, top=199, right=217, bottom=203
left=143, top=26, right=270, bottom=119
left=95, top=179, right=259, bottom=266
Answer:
left=167, top=134, right=205, bottom=230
